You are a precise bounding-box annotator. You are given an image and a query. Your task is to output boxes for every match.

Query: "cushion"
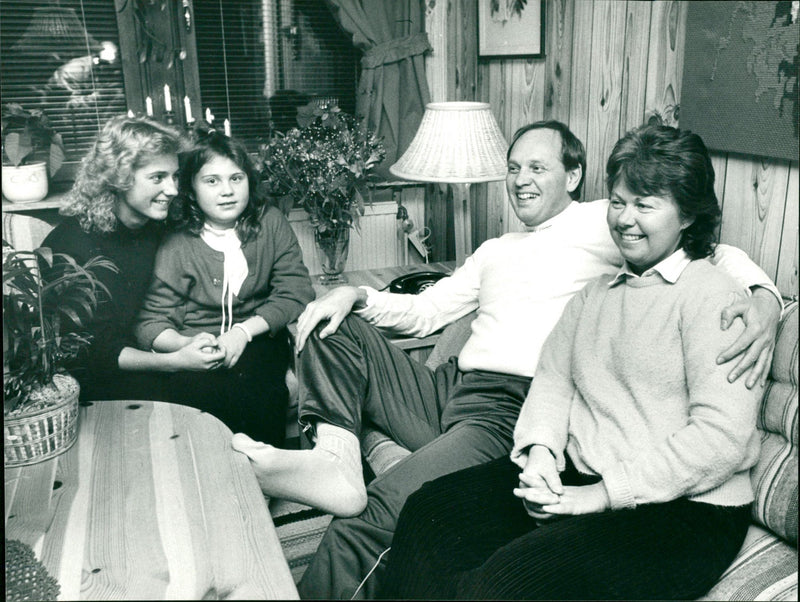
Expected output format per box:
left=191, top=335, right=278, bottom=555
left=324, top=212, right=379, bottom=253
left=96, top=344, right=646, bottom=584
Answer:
left=751, top=302, right=798, bottom=545
left=699, top=524, right=797, bottom=601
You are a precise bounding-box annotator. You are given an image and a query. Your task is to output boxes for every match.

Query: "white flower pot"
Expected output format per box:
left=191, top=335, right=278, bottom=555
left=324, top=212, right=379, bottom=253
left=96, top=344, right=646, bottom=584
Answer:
left=2, top=162, right=49, bottom=203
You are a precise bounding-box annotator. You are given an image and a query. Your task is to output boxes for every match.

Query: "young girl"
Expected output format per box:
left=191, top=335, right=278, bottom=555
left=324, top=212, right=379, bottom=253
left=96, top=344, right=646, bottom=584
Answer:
left=43, top=115, right=225, bottom=402
left=135, top=128, right=314, bottom=446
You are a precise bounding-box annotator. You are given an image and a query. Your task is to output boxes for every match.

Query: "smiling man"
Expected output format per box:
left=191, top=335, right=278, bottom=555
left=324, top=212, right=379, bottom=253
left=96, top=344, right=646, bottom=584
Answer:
left=232, top=119, right=783, bottom=599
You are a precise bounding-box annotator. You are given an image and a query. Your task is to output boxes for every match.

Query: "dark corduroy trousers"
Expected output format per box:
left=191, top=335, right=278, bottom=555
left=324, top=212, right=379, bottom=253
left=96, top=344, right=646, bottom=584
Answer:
left=380, top=455, right=751, bottom=600
left=296, top=315, right=531, bottom=599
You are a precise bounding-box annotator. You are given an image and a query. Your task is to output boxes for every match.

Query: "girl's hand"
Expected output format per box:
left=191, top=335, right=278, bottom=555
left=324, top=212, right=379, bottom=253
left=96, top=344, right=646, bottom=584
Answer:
left=217, top=327, right=248, bottom=368
left=190, top=332, right=219, bottom=352
left=538, top=482, right=611, bottom=516
left=172, top=338, right=225, bottom=371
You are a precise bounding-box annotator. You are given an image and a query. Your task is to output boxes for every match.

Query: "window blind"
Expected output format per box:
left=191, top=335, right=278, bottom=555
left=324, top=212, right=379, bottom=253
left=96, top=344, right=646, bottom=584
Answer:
left=193, top=0, right=359, bottom=150
left=0, top=0, right=127, bottom=179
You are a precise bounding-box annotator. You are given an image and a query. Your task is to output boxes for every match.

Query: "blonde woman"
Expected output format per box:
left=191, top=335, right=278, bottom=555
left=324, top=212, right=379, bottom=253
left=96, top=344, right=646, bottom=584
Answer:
left=43, top=115, right=224, bottom=402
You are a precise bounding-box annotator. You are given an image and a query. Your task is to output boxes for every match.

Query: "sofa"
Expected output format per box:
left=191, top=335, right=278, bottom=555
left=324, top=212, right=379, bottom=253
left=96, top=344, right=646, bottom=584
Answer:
left=5, top=211, right=798, bottom=599
left=362, top=303, right=798, bottom=601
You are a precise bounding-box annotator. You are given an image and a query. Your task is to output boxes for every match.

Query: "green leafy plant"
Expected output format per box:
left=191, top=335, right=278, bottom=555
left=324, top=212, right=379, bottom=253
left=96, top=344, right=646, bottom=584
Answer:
left=3, top=243, right=116, bottom=413
left=257, top=101, right=386, bottom=233
left=1, top=103, right=66, bottom=176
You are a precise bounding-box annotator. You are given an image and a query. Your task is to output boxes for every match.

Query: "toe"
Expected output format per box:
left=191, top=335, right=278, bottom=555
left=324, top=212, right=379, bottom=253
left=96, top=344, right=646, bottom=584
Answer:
left=231, top=432, right=264, bottom=453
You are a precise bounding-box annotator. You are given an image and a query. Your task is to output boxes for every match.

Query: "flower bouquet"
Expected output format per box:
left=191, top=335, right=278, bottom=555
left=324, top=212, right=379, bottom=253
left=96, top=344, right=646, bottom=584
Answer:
left=258, top=101, right=385, bottom=281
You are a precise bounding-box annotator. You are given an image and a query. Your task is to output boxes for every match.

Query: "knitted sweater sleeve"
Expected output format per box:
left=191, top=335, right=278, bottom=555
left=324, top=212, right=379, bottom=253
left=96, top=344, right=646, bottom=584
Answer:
left=252, top=208, right=314, bottom=332
left=511, top=280, right=592, bottom=470
left=601, top=283, right=762, bottom=509
left=354, top=245, right=483, bottom=337
left=42, top=221, right=131, bottom=375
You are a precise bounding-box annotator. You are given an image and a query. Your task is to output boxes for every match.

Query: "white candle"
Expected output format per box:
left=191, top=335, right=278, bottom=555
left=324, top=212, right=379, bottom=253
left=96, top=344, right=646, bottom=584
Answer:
left=184, top=96, right=194, bottom=123
left=163, top=84, right=172, bottom=112
left=223, top=118, right=231, bottom=137
left=205, top=107, right=214, bottom=124
left=145, top=96, right=153, bottom=116
left=127, top=109, right=134, bottom=118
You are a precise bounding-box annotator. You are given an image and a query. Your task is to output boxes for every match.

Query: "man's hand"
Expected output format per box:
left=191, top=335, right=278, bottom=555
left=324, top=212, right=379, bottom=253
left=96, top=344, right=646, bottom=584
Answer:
left=717, top=287, right=781, bottom=388
left=294, top=286, right=366, bottom=353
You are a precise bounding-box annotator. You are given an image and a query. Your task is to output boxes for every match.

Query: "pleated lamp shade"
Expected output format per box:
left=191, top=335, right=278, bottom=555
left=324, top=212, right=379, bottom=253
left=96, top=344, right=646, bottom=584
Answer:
left=390, top=102, right=508, bottom=183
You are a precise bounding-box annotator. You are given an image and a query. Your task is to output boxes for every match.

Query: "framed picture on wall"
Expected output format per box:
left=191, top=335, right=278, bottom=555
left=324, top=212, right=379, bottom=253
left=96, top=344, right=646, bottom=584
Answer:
left=478, top=0, right=545, bottom=57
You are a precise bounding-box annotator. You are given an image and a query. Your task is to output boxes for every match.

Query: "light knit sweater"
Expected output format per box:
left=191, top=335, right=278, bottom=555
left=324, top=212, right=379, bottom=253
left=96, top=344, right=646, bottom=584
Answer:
left=512, top=252, right=761, bottom=510
left=356, top=199, right=779, bottom=378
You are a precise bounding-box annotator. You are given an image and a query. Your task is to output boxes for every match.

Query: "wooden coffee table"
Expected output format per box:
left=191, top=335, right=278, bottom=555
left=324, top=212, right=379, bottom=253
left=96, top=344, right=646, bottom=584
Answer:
left=4, top=400, right=298, bottom=600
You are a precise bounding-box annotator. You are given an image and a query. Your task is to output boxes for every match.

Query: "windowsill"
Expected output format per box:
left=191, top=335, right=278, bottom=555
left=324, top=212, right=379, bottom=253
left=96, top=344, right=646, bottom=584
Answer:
left=1, top=180, right=424, bottom=214
left=2, top=192, right=68, bottom=213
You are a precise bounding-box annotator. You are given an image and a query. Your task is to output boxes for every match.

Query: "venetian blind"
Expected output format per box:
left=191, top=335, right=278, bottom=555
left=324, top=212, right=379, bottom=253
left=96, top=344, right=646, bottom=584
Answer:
left=192, top=0, right=359, bottom=151
left=0, top=0, right=127, bottom=179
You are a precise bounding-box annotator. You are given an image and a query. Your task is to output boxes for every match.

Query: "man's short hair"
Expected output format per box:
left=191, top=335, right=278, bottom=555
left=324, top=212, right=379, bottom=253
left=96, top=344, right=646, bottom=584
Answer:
left=507, top=120, right=586, bottom=201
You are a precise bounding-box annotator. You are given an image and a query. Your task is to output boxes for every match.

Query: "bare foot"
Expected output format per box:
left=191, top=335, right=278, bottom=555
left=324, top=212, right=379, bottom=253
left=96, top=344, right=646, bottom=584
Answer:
left=231, top=431, right=367, bottom=517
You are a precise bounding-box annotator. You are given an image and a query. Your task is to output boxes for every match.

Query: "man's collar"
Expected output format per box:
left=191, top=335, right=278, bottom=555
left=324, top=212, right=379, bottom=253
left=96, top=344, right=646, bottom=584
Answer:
left=609, top=248, right=691, bottom=286
left=523, top=201, right=578, bottom=232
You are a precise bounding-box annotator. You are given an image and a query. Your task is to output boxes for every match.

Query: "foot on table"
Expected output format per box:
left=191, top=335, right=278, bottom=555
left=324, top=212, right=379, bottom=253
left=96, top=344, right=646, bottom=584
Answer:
left=232, top=426, right=367, bottom=517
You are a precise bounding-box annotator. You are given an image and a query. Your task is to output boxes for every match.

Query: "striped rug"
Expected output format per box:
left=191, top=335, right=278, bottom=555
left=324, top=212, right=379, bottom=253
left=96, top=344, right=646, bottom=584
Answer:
left=271, top=498, right=332, bottom=584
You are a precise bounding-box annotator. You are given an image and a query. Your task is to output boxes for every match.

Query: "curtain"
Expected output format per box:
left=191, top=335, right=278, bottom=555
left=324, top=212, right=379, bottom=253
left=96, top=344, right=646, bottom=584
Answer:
left=325, top=0, right=432, bottom=179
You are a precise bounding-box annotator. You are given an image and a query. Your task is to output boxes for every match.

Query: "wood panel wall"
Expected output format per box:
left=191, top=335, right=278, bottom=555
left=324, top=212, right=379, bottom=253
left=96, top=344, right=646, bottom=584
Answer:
left=430, top=0, right=798, bottom=299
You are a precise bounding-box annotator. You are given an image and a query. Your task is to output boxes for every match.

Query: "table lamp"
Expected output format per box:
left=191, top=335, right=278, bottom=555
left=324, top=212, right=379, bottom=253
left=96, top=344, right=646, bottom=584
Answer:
left=390, top=101, right=507, bottom=265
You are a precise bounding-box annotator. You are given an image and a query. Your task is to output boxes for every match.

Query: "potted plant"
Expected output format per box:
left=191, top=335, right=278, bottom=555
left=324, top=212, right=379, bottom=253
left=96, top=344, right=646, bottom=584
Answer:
left=258, top=101, right=385, bottom=283
left=1, top=103, right=66, bottom=203
left=3, top=243, right=115, bottom=466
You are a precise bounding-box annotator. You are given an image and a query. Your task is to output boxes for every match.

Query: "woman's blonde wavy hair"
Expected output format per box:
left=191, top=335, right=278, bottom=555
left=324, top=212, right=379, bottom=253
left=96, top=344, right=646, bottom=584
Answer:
left=60, top=115, right=183, bottom=232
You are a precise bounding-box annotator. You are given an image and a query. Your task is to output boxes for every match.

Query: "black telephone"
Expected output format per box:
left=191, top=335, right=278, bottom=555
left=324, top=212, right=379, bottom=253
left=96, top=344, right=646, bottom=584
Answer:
left=389, top=271, right=448, bottom=294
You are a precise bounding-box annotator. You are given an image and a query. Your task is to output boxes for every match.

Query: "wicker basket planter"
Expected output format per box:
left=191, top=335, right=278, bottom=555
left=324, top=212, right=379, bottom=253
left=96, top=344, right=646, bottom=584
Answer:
left=4, top=374, right=80, bottom=467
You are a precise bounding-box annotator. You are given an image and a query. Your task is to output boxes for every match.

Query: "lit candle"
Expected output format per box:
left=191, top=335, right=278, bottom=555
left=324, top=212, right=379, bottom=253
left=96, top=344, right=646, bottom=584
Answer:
left=127, top=109, right=134, bottom=118
left=145, top=96, right=153, bottom=116
left=163, top=84, right=172, bottom=112
left=184, top=96, right=194, bottom=123
left=205, top=107, right=214, bottom=124
left=223, top=118, right=231, bottom=137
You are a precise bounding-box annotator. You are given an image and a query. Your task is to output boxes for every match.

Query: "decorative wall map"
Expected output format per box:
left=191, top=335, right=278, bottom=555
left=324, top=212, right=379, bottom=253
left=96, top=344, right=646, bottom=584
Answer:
left=680, top=1, right=798, bottom=161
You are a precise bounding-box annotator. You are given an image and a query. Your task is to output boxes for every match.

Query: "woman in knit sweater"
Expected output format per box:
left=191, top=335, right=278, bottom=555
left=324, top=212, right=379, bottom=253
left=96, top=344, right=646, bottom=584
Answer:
left=134, top=128, right=314, bottom=446
left=378, top=122, right=763, bottom=600
left=43, top=115, right=225, bottom=402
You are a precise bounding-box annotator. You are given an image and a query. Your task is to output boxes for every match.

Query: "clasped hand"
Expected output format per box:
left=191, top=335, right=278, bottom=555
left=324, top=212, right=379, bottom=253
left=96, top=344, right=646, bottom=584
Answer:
left=513, top=445, right=610, bottom=522
left=176, top=331, right=248, bottom=370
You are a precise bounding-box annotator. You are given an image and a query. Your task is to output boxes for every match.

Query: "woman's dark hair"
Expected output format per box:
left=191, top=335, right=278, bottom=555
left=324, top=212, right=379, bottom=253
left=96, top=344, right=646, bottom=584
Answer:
left=507, top=120, right=586, bottom=201
left=606, top=119, right=720, bottom=259
left=171, top=127, right=267, bottom=243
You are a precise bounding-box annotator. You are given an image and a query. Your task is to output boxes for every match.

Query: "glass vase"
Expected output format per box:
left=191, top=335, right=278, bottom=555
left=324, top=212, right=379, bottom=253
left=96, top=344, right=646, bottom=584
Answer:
left=314, top=226, right=350, bottom=284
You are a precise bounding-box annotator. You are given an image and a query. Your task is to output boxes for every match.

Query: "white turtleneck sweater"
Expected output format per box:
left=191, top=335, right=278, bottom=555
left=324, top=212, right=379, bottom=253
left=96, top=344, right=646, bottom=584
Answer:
left=355, top=199, right=779, bottom=378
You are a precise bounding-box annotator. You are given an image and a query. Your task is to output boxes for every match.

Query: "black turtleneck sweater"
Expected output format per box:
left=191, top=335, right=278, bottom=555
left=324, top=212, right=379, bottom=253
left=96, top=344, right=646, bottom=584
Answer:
left=42, top=216, right=165, bottom=395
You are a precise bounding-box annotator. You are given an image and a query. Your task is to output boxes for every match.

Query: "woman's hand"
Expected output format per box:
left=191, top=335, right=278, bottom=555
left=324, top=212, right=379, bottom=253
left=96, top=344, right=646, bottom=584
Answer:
left=513, top=445, right=563, bottom=521
left=537, top=481, right=611, bottom=516
left=294, top=286, right=367, bottom=353
left=170, top=336, right=225, bottom=371
left=717, top=287, right=781, bottom=388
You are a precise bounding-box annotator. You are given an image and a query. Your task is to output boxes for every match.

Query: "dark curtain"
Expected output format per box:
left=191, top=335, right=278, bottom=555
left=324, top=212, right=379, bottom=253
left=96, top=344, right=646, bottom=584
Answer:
left=326, top=0, right=432, bottom=179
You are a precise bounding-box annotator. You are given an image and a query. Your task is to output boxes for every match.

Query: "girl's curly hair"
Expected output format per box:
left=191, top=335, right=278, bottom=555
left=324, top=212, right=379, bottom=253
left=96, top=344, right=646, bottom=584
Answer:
left=170, top=126, right=268, bottom=243
left=60, top=115, right=183, bottom=232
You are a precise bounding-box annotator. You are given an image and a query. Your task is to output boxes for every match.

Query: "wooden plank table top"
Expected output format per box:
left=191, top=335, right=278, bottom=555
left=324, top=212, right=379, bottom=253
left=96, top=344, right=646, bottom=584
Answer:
left=4, top=400, right=298, bottom=600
